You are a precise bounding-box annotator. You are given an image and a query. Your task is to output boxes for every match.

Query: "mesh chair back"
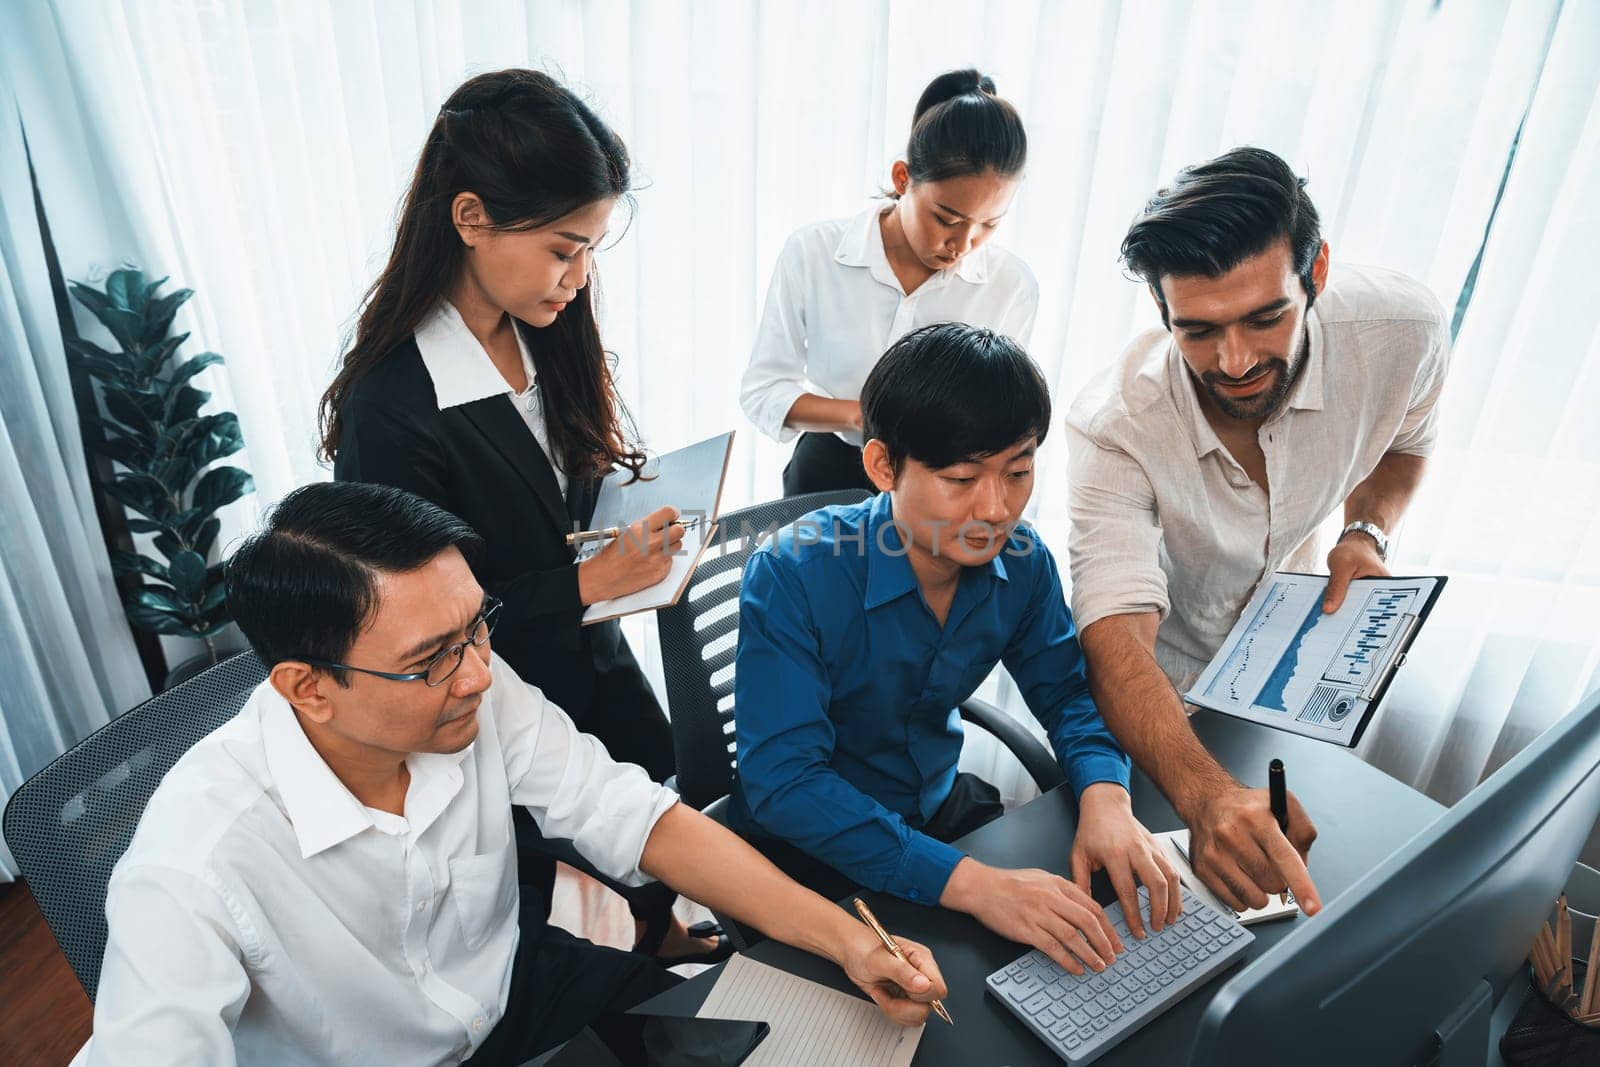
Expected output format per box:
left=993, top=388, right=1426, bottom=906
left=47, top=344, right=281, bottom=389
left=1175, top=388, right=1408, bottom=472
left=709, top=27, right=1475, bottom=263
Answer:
left=658, top=490, right=871, bottom=811
left=1, top=651, right=267, bottom=998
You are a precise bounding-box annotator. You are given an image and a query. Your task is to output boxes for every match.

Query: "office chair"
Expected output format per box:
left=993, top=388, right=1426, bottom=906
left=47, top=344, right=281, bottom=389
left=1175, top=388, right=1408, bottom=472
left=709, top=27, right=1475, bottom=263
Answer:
left=2, top=651, right=268, bottom=999
left=656, top=490, right=1068, bottom=945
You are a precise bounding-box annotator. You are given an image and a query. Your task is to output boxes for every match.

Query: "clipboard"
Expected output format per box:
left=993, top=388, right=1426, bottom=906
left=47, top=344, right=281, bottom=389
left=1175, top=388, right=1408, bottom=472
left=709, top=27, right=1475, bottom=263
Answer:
left=1184, top=572, right=1447, bottom=747
left=579, top=431, right=735, bottom=625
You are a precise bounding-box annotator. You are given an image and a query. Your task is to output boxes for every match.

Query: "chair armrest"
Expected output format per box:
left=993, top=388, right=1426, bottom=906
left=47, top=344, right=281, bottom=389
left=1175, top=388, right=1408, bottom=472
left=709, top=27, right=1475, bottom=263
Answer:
left=959, top=697, right=1067, bottom=794
left=700, top=793, right=730, bottom=827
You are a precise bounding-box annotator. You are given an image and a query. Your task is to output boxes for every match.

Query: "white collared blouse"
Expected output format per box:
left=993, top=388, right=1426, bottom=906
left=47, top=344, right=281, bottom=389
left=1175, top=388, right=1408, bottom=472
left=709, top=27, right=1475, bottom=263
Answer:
left=415, top=300, right=568, bottom=496
left=740, top=201, right=1039, bottom=447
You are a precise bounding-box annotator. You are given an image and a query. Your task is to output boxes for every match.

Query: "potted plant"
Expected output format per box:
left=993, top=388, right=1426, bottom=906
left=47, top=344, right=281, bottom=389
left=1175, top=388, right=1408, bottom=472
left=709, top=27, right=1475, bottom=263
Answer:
left=66, top=268, right=252, bottom=686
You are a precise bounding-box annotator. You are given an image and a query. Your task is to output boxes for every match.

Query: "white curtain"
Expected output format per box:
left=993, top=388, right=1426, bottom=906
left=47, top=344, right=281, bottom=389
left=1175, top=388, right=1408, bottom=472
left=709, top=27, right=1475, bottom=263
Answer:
left=6, top=0, right=1598, bottom=810
left=0, top=60, right=152, bottom=879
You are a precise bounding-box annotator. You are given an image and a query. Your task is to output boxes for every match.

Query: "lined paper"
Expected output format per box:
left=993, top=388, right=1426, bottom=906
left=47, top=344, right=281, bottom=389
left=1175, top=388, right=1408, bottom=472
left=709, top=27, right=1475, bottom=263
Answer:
left=697, top=954, right=923, bottom=1067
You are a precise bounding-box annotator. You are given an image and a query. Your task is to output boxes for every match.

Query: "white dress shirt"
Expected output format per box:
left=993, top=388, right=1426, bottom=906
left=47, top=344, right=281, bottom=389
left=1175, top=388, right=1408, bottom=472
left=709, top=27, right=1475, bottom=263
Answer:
left=417, top=300, right=567, bottom=496
left=1065, top=264, right=1450, bottom=690
left=78, top=655, right=677, bottom=1065
left=741, top=201, right=1039, bottom=446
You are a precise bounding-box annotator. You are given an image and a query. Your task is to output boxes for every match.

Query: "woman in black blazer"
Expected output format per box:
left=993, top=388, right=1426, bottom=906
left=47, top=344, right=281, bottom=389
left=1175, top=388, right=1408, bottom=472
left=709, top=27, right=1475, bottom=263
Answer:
left=319, top=69, right=723, bottom=964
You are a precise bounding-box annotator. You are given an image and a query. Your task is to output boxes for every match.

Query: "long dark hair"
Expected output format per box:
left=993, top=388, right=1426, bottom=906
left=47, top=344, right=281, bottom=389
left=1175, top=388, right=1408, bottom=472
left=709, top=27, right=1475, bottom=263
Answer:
left=892, top=68, right=1027, bottom=194
left=319, top=68, right=646, bottom=480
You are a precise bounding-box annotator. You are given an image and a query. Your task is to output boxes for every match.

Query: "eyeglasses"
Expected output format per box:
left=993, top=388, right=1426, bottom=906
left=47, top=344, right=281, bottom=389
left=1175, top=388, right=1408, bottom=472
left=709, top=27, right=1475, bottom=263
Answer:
left=304, top=596, right=502, bottom=688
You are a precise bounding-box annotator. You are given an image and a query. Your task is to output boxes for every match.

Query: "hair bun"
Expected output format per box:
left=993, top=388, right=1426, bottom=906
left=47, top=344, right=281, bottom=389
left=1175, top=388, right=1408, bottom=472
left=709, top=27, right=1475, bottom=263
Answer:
left=913, top=68, right=998, bottom=123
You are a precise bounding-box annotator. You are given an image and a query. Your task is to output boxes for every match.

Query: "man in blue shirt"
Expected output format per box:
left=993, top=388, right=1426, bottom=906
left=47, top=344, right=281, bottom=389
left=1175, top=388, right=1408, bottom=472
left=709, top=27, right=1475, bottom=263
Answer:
left=731, top=323, right=1181, bottom=977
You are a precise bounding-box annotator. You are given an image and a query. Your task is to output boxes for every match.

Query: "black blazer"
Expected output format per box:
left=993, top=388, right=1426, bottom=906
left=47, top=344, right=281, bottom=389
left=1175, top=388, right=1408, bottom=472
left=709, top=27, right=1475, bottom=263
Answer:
left=333, top=337, right=623, bottom=715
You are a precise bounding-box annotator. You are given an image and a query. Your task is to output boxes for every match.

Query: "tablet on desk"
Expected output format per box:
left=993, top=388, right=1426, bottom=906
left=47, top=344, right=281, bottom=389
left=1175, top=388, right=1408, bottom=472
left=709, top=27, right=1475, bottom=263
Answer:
left=522, top=1015, right=769, bottom=1066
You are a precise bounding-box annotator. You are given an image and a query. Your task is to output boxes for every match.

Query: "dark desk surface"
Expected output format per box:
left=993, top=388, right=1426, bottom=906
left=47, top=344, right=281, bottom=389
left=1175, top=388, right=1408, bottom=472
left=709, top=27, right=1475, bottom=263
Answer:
left=637, top=711, right=1447, bottom=1065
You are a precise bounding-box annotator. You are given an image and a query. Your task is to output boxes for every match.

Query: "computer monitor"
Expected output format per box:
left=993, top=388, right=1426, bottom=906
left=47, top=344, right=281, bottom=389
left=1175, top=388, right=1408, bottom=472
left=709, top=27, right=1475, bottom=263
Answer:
left=1191, top=685, right=1600, bottom=1066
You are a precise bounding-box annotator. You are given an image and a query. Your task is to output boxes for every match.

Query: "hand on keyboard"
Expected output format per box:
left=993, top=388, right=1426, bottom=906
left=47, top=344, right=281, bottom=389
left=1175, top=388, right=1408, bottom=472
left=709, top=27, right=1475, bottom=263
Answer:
left=987, top=886, right=1255, bottom=1065
left=1069, top=783, right=1184, bottom=939
left=942, top=858, right=1122, bottom=975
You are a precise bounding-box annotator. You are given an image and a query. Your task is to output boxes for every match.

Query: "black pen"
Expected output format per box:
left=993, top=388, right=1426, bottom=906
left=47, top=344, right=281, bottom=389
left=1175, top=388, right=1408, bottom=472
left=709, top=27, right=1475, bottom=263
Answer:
left=1269, top=758, right=1289, bottom=905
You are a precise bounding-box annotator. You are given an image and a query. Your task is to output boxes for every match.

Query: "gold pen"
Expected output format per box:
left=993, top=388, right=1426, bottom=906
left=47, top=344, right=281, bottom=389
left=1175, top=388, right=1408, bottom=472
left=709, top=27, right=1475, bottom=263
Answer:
left=851, top=897, right=953, bottom=1026
left=564, top=515, right=704, bottom=547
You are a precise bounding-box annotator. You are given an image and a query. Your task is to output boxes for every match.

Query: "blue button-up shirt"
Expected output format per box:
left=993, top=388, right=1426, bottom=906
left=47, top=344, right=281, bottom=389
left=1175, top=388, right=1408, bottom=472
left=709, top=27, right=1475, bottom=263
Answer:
left=729, top=494, right=1130, bottom=905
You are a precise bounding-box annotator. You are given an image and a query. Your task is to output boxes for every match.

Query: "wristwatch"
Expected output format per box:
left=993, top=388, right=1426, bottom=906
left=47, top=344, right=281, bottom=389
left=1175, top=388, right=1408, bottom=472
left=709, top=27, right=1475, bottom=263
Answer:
left=1339, top=520, right=1389, bottom=561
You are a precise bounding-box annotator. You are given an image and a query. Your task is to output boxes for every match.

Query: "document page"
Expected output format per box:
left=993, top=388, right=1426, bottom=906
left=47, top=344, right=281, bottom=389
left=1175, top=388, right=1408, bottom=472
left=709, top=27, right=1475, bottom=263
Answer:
left=580, top=521, right=714, bottom=624
left=1185, top=572, right=1443, bottom=745
left=1154, top=829, right=1298, bottom=925
left=587, top=431, right=733, bottom=532
left=696, top=954, right=923, bottom=1067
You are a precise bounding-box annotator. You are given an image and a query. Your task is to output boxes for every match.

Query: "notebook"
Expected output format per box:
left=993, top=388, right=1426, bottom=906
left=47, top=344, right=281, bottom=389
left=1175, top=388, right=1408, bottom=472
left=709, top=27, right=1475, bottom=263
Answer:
left=580, top=431, right=734, bottom=624
left=1154, top=829, right=1299, bottom=925
left=695, top=954, right=922, bottom=1067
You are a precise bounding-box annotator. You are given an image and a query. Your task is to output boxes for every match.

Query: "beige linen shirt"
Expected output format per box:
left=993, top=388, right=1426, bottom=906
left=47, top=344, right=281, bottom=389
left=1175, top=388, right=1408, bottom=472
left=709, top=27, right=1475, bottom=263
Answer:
left=1066, top=264, right=1450, bottom=691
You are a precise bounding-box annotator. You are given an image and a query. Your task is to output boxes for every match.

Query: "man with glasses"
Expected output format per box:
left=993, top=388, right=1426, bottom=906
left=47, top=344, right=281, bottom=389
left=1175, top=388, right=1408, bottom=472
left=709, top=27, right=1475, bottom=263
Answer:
left=79, top=482, right=945, bottom=1066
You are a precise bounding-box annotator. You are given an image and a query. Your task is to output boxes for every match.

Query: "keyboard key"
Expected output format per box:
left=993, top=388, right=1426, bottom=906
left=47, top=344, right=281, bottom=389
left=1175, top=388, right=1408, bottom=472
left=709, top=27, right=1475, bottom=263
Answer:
left=988, top=891, right=1254, bottom=1064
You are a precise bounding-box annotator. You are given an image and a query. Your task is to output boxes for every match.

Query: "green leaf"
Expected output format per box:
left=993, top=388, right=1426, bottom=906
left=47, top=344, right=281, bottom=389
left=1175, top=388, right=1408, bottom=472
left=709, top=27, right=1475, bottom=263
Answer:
left=64, top=338, right=134, bottom=386
left=192, top=466, right=253, bottom=515
left=98, top=307, right=145, bottom=351
left=164, top=385, right=209, bottom=426
left=106, top=269, right=144, bottom=311
left=103, top=389, right=161, bottom=434
left=139, top=275, right=170, bottom=306
left=109, top=549, right=169, bottom=580
left=185, top=413, right=244, bottom=469
left=200, top=578, right=228, bottom=614
left=124, top=601, right=199, bottom=635
left=125, top=584, right=203, bottom=635
left=167, top=549, right=208, bottom=602
left=69, top=281, right=113, bottom=320
left=193, top=517, right=222, bottom=557
left=174, top=508, right=204, bottom=541
left=84, top=422, right=153, bottom=468
left=166, top=351, right=223, bottom=392
left=105, top=471, right=174, bottom=520
left=129, top=584, right=186, bottom=613
left=153, top=532, right=182, bottom=559
left=143, top=289, right=194, bottom=339
left=138, top=334, right=187, bottom=380
left=126, top=517, right=176, bottom=536
left=152, top=456, right=198, bottom=496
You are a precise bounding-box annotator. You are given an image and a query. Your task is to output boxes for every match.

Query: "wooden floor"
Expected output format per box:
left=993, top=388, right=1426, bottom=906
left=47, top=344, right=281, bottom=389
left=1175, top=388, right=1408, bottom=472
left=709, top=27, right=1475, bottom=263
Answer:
left=0, top=881, right=92, bottom=1065
left=0, top=866, right=707, bottom=1063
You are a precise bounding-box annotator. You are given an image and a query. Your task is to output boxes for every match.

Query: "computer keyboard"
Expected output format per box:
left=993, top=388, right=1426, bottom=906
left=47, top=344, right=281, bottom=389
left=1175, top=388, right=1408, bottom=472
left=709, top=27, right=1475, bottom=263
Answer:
left=986, top=884, right=1255, bottom=1065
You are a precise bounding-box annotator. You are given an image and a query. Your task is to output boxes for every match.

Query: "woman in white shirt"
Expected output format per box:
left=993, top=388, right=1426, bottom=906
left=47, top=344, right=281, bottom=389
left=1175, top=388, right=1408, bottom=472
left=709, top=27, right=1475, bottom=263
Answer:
left=741, top=68, right=1040, bottom=496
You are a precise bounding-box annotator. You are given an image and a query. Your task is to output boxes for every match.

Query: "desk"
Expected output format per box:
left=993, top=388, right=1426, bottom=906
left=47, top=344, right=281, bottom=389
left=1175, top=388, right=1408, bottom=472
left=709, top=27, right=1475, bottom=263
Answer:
left=637, top=711, right=1446, bottom=1065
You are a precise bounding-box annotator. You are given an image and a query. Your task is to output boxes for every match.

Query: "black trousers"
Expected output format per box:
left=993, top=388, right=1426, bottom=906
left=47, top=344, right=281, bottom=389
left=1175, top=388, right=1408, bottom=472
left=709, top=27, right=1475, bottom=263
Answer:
left=749, top=772, right=1006, bottom=908
left=782, top=431, right=876, bottom=498
left=467, top=900, right=683, bottom=1065
left=515, top=638, right=679, bottom=931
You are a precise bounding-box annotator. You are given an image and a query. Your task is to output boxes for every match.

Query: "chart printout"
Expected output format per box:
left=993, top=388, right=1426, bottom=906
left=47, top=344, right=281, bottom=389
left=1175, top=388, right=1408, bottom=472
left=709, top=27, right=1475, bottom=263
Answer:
left=1186, top=572, right=1441, bottom=744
